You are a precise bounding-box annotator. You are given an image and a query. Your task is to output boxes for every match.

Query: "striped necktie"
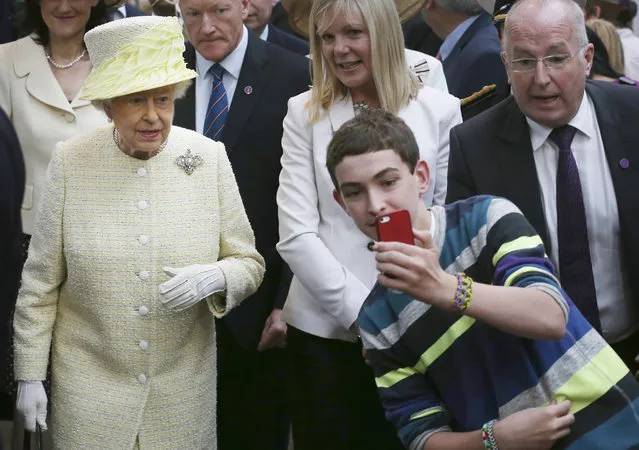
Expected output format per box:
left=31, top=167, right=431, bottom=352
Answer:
left=203, top=63, right=228, bottom=141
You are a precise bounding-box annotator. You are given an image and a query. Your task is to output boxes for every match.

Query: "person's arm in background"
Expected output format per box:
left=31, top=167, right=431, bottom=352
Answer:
left=276, top=96, right=369, bottom=330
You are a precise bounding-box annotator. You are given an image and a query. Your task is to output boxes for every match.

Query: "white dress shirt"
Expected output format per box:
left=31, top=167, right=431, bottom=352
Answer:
left=259, top=25, right=269, bottom=41
left=110, top=5, right=127, bottom=20
left=527, top=93, right=639, bottom=342
left=195, top=26, right=249, bottom=134
left=617, top=28, right=639, bottom=81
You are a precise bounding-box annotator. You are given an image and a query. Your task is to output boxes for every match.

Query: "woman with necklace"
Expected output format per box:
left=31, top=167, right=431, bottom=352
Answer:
left=0, top=0, right=108, bottom=431
left=13, top=16, right=264, bottom=449
left=275, top=0, right=462, bottom=448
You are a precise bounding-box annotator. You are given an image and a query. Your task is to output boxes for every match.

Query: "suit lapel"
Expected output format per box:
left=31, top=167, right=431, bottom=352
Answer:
left=587, top=82, right=638, bottom=222
left=222, top=33, right=269, bottom=150
left=496, top=99, right=550, bottom=247
left=14, top=37, right=75, bottom=113
left=173, top=45, right=196, bottom=130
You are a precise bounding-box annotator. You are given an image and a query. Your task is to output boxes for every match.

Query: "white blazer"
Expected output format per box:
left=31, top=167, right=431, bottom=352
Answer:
left=277, top=81, right=462, bottom=342
left=0, top=36, right=108, bottom=234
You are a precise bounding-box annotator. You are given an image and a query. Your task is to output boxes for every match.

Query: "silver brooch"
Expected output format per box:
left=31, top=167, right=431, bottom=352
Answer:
left=175, top=149, right=203, bottom=175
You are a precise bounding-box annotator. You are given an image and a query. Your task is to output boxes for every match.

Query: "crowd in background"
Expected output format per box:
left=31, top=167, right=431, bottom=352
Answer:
left=1, top=0, right=639, bottom=448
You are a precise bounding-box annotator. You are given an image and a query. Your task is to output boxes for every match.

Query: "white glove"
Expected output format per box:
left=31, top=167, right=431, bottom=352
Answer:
left=16, top=381, right=48, bottom=432
left=158, top=264, right=226, bottom=311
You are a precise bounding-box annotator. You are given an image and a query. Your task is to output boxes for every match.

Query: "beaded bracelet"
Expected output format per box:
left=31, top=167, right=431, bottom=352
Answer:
left=452, top=272, right=473, bottom=313
left=481, top=419, right=499, bottom=449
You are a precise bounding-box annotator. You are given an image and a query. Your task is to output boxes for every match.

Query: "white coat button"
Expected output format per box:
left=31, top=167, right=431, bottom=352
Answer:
left=64, top=113, right=75, bottom=123
left=138, top=305, right=149, bottom=316
left=139, top=270, right=149, bottom=280
left=138, top=235, right=149, bottom=245
left=138, top=374, right=147, bottom=385
left=137, top=168, right=147, bottom=177
left=139, top=340, right=148, bottom=350
left=138, top=200, right=148, bottom=210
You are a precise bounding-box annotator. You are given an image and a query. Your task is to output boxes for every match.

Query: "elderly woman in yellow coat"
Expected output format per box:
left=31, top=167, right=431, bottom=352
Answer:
left=12, top=16, right=265, bottom=449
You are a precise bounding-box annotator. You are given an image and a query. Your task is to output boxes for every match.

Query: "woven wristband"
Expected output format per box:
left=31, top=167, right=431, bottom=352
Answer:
left=481, top=419, right=498, bottom=449
left=452, top=272, right=473, bottom=313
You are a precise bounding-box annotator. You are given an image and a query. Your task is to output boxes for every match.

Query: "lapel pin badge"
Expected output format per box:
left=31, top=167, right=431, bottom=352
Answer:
left=244, top=86, right=253, bottom=95
left=620, top=158, right=630, bottom=169
left=175, top=149, right=204, bottom=175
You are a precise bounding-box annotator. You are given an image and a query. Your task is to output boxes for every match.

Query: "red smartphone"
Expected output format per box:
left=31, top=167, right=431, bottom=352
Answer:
left=376, top=210, right=414, bottom=245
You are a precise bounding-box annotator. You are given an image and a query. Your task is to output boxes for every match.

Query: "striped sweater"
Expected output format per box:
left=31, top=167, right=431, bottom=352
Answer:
left=359, top=196, right=639, bottom=450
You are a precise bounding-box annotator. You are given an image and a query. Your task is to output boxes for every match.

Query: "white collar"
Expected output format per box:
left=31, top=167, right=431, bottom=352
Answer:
left=526, top=92, right=594, bottom=151
left=617, top=28, right=634, bottom=38
left=259, top=25, right=269, bottom=41
left=118, top=4, right=126, bottom=17
left=195, top=25, right=249, bottom=80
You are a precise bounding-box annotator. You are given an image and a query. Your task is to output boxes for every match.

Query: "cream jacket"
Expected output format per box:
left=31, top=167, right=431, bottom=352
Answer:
left=13, top=126, right=265, bottom=449
left=0, top=36, right=108, bottom=234
left=277, top=85, right=462, bottom=342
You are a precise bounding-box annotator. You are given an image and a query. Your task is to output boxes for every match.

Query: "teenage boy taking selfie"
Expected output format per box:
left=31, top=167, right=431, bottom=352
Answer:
left=326, top=109, right=639, bottom=450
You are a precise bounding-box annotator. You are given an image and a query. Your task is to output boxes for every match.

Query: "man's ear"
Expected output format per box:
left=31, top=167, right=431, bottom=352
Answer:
left=414, top=160, right=430, bottom=196
left=501, top=51, right=512, bottom=85
left=333, top=189, right=350, bottom=215
left=240, top=0, right=250, bottom=20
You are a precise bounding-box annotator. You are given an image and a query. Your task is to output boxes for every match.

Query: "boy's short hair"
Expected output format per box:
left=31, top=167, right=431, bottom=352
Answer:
left=326, top=110, right=420, bottom=190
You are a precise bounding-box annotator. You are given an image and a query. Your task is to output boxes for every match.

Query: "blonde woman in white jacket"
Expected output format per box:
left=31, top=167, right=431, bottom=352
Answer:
left=276, top=0, right=462, bottom=448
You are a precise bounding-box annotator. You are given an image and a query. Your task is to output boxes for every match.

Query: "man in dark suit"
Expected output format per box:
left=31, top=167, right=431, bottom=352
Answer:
left=421, top=0, right=507, bottom=99
left=245, top=0, right=309, bottom=55
left=447, top=0, right=639, bottom=374
left=174, top=0, right=310, bottom=448
left=0, top=107, right=24, bottom=437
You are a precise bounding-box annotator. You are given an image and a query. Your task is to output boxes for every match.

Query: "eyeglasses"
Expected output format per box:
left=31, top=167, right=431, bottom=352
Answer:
left=507, top=44, right=588, bottom=73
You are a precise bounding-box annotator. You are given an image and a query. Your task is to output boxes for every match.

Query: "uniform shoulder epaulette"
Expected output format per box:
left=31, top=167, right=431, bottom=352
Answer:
left=461, top=84, right=497, bottom=107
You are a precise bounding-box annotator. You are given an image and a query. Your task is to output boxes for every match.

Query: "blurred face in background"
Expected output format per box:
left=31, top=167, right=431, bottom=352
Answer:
left=245, top=0, right=274, bottom=35
left=180, top=0, right=249, bottom=62
left=40, top=0, right=99, bottom=42
left=317, top=6, right=375, bottom=101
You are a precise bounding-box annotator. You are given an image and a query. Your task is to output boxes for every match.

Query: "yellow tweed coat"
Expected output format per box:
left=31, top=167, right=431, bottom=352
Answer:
left=13, top=126, right=265, bottom=449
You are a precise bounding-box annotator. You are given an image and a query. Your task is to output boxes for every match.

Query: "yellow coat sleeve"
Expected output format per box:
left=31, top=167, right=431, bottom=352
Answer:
left=13, top=143, right=67, bottom=380
left=207, top=145, right=265, bottom=317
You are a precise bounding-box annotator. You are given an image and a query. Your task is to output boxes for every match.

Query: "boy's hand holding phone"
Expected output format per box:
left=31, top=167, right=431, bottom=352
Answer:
left=373, top=227, right=457, bottom=311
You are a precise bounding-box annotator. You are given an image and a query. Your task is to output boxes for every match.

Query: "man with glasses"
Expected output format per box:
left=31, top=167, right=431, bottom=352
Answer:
left=447, top=0, right=639, bottom=377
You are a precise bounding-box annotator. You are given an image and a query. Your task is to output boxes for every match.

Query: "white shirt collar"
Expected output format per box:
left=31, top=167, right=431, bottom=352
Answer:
left=194, top=25, right=249, bottom=80
left=259, top=25, right=269, bottom=41
left=526, top=92, right=594, bottom=151
left=118, top=4, right=126, bottom=17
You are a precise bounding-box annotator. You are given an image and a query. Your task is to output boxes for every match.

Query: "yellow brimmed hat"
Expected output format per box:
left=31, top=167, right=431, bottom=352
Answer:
left=288, top=0, right=426, bottom=38
left=81, top=16, right=197, bottom=101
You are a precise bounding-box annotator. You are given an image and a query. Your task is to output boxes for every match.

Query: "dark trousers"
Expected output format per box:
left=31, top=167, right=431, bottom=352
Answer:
left=611, top=328, right=639, bottom=375
left=287, top=326, right=404, bottom=450
left=216, top=320, right=290, bottom=450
